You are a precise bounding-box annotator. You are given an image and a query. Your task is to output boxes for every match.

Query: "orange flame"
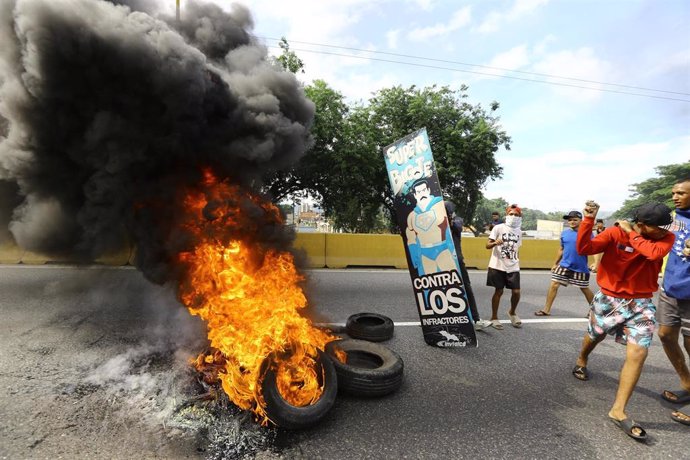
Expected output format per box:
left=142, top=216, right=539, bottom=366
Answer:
left=176, top=170, right=336, bottom=425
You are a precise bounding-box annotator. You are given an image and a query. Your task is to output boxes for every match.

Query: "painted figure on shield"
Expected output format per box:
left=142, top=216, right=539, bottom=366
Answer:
left=406, top=179, right=456, bottom=275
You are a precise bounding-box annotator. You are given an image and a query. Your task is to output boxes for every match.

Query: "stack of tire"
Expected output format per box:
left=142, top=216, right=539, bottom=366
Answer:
left=326, top=312, right=404, bottom=398
left=262, top=313, right=404, bottom=429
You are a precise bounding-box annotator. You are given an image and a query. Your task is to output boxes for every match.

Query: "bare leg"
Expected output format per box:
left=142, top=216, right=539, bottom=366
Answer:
left=581, top=287, right=594, bottom=305
left=658, top=325, right=690, bottom=394
left=509, top=288, right=521, bottom=315
left=609, top=343, right=649, bottom=427
left=542, top=281, right=560, bottom=314
left=576, top=333, right=606, bottom=368
left=490, top=288, right=503, bottom=320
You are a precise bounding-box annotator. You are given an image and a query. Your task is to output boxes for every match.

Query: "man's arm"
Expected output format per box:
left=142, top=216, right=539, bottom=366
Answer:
left=626, top=229, right=675, bottom=261
left=576, top=201, right=610, bottom=256
left=406, top=213, right=421, bottom=268
left=486, top=226, right=502, bottom=249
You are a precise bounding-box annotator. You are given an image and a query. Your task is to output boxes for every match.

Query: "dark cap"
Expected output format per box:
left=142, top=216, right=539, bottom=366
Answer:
left=563, top=210, right=583, bottom=219
left=634, top=202, right=673, bottom=227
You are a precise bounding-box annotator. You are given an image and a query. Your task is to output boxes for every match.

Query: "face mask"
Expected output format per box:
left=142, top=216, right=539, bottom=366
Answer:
left=505, top=215, right=522, bottom=228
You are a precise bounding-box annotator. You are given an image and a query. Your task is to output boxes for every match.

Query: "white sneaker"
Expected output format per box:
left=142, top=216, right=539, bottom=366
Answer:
left=474, top=319, right=493, bottom=331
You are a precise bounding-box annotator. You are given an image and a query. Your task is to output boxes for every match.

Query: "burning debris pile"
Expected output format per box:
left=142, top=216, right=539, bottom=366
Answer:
left=0, top=0, right=339, bottom=431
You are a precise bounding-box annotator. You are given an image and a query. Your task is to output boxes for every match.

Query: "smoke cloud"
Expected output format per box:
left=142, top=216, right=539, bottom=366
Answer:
left=0, top=0, right=314, bottom=281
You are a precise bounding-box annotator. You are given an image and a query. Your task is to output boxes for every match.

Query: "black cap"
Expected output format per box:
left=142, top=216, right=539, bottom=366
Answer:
left=634, top=202, right=673, bottom=227
left=563, top=210, right=583, bottom=219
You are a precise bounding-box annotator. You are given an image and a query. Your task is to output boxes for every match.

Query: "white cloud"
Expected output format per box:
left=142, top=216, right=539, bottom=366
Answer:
left=386, top=29, right=401, bottom=49
left=408, top=7, right=472, bottom=41
left=477, top=0, right=550, bottom=33
left=644, top=49, right=690, bottom=79
left=530, top=47, right=615, bottom=102
left=478, top=45, right=531, bottom=80
left=408, top=0, right=435, bottom=10
left=484, top=136, right=690, bottom=212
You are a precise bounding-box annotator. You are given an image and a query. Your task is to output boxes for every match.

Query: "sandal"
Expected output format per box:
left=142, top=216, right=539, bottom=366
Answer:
left=572, top=365, right=590, bottom=381
left=609, top=416, right=647, bottom=441
left=491, top=319, right=504, bottom=330
left=534, top=310, right=550, bottom=316
left=509, top=314, right=522, bottom=328
left=662, top=389, right=690, bottom=404
left=671, top=409, right=690, bottom=426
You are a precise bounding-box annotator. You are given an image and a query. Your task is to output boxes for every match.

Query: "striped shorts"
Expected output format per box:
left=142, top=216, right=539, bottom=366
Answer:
left=551, top=265, right=590, bottom=288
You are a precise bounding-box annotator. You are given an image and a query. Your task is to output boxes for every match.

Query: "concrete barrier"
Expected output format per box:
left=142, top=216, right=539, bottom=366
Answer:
left=325, top=233, right=407, bottom=269
left=95, top=247, right=132, bottom=266
left=0, top=239, right=23, bottom=264
left=293, top=233, right=326, bottom=268
left=0, top=234, right=566, bottom=269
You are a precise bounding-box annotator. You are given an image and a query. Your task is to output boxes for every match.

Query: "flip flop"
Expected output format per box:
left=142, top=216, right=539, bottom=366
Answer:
left=609, top=416, right=647, bottom=441
left=509, top=314, right=522, bottom=328
left=534, top=310, right=550, bottom=316
left=671, top=410, right=690, bottom=426
left=491, top=319, right=504, bottom=330
left=572, top=365, right=589, bottom=381
left=662, top=389, right=690, bottom=404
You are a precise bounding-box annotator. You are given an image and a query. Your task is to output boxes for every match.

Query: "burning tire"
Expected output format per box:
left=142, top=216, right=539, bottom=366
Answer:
left=345, top=312, right=394, bottom=342
left=260, top=349, right=338, bottom=430
left=325, top=339, right=404, bottom=397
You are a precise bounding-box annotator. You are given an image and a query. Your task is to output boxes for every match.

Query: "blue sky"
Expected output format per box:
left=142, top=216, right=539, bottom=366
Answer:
left=209, top=0, right=689, bottom=213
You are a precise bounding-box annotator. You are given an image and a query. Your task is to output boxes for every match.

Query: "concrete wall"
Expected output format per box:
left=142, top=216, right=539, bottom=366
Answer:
left=0, top=234, right=562, bottom=269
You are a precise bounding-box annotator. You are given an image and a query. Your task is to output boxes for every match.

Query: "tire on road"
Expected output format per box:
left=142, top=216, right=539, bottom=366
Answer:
left=325, top=339, right=403, bottom=397
left=345, top=312, right=394, bottom=342
left=261, top=349, right=338, bottom=430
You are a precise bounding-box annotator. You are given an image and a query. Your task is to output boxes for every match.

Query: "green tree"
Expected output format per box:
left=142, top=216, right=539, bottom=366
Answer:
left=268, top=81, right=510, bottom=232
left=474, top=196, right=508, bottom=234
left=344, top=85, right=510, bottom=232
left=264, top=80, right=349, bottom=204
left=613, top=162, right=690, bottom=218
left=275, top=37, right=304, bottom=74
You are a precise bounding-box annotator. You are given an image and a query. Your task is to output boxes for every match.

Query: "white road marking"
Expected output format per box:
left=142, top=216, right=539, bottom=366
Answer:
left=318, top=317, right=588, bottom=327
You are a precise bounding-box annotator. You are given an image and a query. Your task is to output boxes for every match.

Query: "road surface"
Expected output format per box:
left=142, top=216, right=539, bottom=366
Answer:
left=1, top=266, right=687, bottom=459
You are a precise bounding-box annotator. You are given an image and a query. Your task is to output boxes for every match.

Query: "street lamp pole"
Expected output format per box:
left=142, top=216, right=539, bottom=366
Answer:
left=176, top=0, right=180, bottom=21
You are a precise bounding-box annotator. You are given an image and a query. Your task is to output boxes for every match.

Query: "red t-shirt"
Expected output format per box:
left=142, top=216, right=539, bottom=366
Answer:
left=576, top=216, right=674, bottom=299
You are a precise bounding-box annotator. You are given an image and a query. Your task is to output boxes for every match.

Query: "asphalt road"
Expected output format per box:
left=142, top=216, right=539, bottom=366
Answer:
left=1, top=266, right=688, bottom=459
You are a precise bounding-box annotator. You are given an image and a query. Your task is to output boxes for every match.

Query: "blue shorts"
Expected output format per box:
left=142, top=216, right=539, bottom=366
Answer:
left=420, top=243, right=448, bottom=260
left=588, top=291, right=657, bottom=348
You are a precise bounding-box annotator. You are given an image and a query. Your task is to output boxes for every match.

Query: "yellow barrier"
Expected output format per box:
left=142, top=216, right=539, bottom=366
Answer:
left=325, top=233, right=408, bottom=269
left=0, top=234, right=568, bottom=269
left=0, top=239, right=23, bottom=264
left=293, top=233, right=326, bottom=268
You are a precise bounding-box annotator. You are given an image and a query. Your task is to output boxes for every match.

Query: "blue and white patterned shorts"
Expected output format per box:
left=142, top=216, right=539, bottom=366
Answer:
left=588, top=291, right=657, bottom=348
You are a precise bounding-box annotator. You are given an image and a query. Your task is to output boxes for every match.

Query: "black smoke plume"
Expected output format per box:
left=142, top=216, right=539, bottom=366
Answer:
left=0, top=0, right=314, bottom=282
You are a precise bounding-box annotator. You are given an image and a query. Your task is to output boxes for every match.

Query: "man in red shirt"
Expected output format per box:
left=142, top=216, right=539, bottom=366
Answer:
left=572, top=200, right=675, bottom=441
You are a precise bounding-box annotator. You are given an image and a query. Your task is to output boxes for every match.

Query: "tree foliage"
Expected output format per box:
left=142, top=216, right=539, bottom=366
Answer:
left=613, top=162, right=690, bottom=218
left=275, top=37, right=304, bottom=74
left=325, top=85, right=510, bottom=232
left=266, top=42, right=511, bottom=233
left=472, top=196, right=566, bottom=233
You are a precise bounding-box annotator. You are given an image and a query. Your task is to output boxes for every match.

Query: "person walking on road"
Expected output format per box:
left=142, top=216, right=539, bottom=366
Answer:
left=486, top=204, right=523, bottom=329
left=535, top=210, right=594, bottom=316
left=445, top=201, right=493, bottom=331
left=656, top=177, right=690, bottom=427
left=572, top=200, right=675, bottom=441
